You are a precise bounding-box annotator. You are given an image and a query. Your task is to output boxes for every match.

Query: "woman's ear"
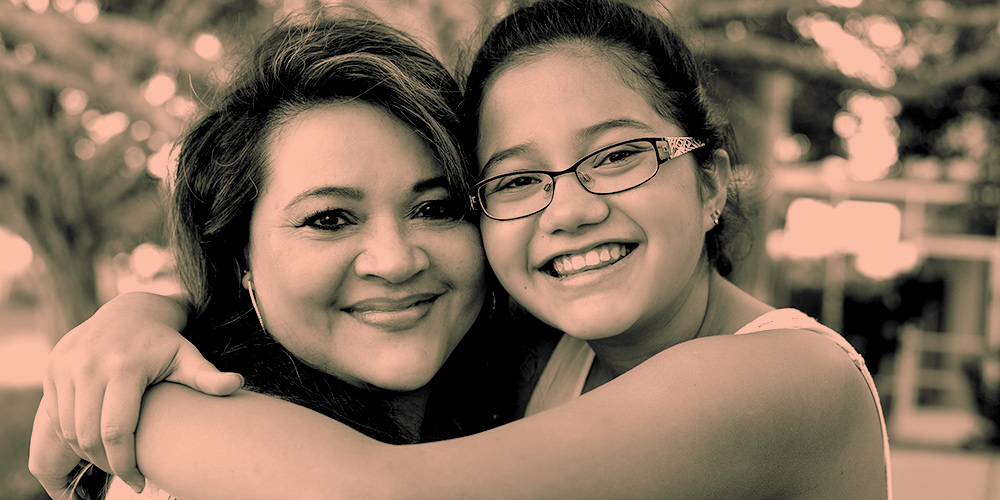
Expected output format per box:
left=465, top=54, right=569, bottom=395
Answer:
left=703, top=149, right=731, bottom=232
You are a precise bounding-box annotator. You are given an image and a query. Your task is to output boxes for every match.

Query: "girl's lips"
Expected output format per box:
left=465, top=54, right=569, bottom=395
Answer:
left=543, top=243, right=636, bottom=277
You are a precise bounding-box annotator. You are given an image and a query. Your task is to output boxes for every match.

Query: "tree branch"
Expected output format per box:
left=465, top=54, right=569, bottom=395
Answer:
left=0, top=55, right=181, bottom=135
left=700, top=32, right=1000, bottom=101
left=695, top=0, right=1000, bottom=28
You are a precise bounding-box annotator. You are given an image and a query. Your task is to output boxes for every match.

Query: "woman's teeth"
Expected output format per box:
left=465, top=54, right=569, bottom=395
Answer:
left=549, top=243, right=632, bottom=277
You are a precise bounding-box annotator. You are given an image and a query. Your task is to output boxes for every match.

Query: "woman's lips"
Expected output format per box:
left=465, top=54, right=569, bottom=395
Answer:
left=343, top=293, right=442, bottom=331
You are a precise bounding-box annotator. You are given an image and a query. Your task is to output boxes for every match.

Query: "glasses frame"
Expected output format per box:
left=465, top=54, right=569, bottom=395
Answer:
left=470, top=136, right=705, bottom=221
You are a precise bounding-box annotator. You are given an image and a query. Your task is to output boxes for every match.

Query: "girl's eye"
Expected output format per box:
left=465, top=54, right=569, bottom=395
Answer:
left=595, top=148, right=644, bottom=167
left=491, top=174, right=544, bottom=195
left=300, top=210, right=355, bottom=231
left=413, top=199, right=465, bottom=221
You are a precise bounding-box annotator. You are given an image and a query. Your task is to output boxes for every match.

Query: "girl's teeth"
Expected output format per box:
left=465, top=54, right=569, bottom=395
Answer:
left=550, top=244, right=630, bottom=277
left=553, top=259, right=566, bottom=274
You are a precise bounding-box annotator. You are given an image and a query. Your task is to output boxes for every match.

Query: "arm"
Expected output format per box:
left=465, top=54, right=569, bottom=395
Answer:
left=36, top=292, right=244, bottom=493
left=135, top=330, right=878, bottom=500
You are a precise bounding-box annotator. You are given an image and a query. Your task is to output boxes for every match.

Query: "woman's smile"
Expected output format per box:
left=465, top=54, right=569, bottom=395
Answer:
left=342, top=292, right=444, bottom=331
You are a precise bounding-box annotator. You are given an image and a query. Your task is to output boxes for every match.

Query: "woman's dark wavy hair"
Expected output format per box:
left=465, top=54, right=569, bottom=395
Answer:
left=459, top=0, right=750, bottom=275
left=170, top=10, right=519, bottom=445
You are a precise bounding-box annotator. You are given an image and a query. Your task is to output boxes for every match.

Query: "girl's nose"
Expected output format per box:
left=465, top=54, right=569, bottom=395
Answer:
left=537, top=174, right=610, bottom=234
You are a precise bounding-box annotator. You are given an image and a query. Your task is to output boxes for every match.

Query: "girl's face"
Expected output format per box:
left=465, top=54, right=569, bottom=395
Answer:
left=247, top=102, right=485, bottom=391
left=477, top=50, right=724, bottom=340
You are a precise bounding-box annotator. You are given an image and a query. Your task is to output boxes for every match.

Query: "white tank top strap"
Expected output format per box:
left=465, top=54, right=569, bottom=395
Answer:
left=524, top=334, right=595, bottom=417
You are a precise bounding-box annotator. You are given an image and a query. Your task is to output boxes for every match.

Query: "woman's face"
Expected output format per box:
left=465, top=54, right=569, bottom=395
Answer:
left=477, top=50, right=722, bottom=340
left=247, top=102, right=485, bottom=391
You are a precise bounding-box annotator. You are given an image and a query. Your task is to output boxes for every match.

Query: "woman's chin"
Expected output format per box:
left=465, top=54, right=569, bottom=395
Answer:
left=366, top=368, right=437, bottom=393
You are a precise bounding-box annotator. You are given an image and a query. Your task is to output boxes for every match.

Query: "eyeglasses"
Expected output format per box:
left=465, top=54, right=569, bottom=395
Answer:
left=470, top=137, right=705, bottom=221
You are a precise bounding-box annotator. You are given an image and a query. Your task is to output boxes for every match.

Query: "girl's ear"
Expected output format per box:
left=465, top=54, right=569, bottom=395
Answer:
left=703, top=149, right=731, bottom=232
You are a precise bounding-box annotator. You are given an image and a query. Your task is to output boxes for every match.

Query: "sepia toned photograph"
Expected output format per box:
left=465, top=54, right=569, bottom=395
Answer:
left=1, top=0, right=998, bottom=498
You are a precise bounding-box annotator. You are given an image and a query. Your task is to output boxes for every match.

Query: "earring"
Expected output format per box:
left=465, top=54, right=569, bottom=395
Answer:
left=711, top=209, right=721, bottom=226
left=243, top=271, right=266, bottom=332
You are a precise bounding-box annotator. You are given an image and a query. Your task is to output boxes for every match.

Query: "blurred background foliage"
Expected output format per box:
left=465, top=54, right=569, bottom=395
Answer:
left=0, top=0, right=998, bottom=498
left=0, top=0, right=997, bottom=339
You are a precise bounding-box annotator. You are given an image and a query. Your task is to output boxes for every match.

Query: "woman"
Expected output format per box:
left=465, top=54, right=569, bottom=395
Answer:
left=33, top=1, right=891, bottom=498
left=30, top=10, right=531, bottom=499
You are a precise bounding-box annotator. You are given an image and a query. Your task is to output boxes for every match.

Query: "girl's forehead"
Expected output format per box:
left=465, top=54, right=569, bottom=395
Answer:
left=481, top=51, right=667, bottom=129
left=475, top=51, right=684, bottom=174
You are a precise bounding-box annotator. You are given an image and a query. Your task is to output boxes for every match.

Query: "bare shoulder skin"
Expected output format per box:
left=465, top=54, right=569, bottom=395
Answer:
left=135, top=327, right=885, bottom=500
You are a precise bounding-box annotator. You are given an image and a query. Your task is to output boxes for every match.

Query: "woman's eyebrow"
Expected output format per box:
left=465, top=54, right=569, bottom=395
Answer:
left=412, top=176, right=451, bottom=194
left=285, top=185, right=365, bottom=210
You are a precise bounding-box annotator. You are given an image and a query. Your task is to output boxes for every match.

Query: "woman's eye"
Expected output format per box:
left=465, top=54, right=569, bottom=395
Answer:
left=414, top=199, right=464, bottom=220
left=300, top=210, right=354, bottom=231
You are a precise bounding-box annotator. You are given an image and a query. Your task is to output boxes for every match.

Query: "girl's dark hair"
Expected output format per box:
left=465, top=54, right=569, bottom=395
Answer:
left=460, top=0, right=750, bottom=275
left=171, top=10, right=518, bottom=445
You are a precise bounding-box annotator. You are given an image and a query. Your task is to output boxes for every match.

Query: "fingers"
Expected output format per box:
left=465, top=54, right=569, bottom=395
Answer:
left=29, top=401, right=84, bottom=500
left=101, top=377, right=146, bottom=493
left=74, top=381, right=110, bottom=472
left=53, top=374, right=82, bottom=458
left=165, top=340, right=243, bottom=396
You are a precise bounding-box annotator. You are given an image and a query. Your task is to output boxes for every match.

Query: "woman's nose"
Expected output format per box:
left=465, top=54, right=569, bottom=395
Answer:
left=353, top=218, right=430, bottom=283
left=537, top=174, right=610, bottom=234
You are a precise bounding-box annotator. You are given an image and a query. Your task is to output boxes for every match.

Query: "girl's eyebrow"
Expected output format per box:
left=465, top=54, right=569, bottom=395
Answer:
left=577, top=118, right=655, bottom=139
left=480, top=143, right=532, bottom=176
left=479, top=118, right=655, bottom=176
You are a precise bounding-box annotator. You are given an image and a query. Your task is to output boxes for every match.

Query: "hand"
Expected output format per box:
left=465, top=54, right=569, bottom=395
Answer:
left=38, top=292, right=244, bottom=492
left=29, top=396, right=88, bottom=500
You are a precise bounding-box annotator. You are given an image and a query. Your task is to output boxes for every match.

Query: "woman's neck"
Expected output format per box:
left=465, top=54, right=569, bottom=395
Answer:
left=384, top=383, right=432, bottom=442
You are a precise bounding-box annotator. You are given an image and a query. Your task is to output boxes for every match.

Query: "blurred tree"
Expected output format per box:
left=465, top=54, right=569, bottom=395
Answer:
left=0, top=0, right=273, bottom=340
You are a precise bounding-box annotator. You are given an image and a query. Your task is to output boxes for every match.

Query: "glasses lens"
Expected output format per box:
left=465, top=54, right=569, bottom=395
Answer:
left=480, top=172, right=554, bottom=220
left=578, top=140, right=659, bottom=194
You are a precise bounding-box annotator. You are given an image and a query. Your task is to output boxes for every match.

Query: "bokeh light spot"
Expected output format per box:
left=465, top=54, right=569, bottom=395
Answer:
left=74, top=0, right=99, bottom=23
left=143, top=73, right=177, bottom=107
left=14, top=43, right=37, bottom=64
left=192, top=33, right=223, bottom=61
left=58, top=88, right=88, bottom=115
left=74, top=138, right=96, bottom=160
left=130, top=120, right=152, bottom=142
left=0, top=227, right=34, bottom=277
left=25, top=0, right=48, bottom=14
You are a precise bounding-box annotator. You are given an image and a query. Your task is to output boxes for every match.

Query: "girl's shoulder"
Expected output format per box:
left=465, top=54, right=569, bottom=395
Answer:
left=670, top=315, right=889, bottom=497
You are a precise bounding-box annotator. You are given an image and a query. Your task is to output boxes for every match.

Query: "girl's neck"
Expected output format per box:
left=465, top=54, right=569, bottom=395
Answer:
left=583, top=269, right=774, bottom=393
left=583, top=264, right=714, bottom=389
